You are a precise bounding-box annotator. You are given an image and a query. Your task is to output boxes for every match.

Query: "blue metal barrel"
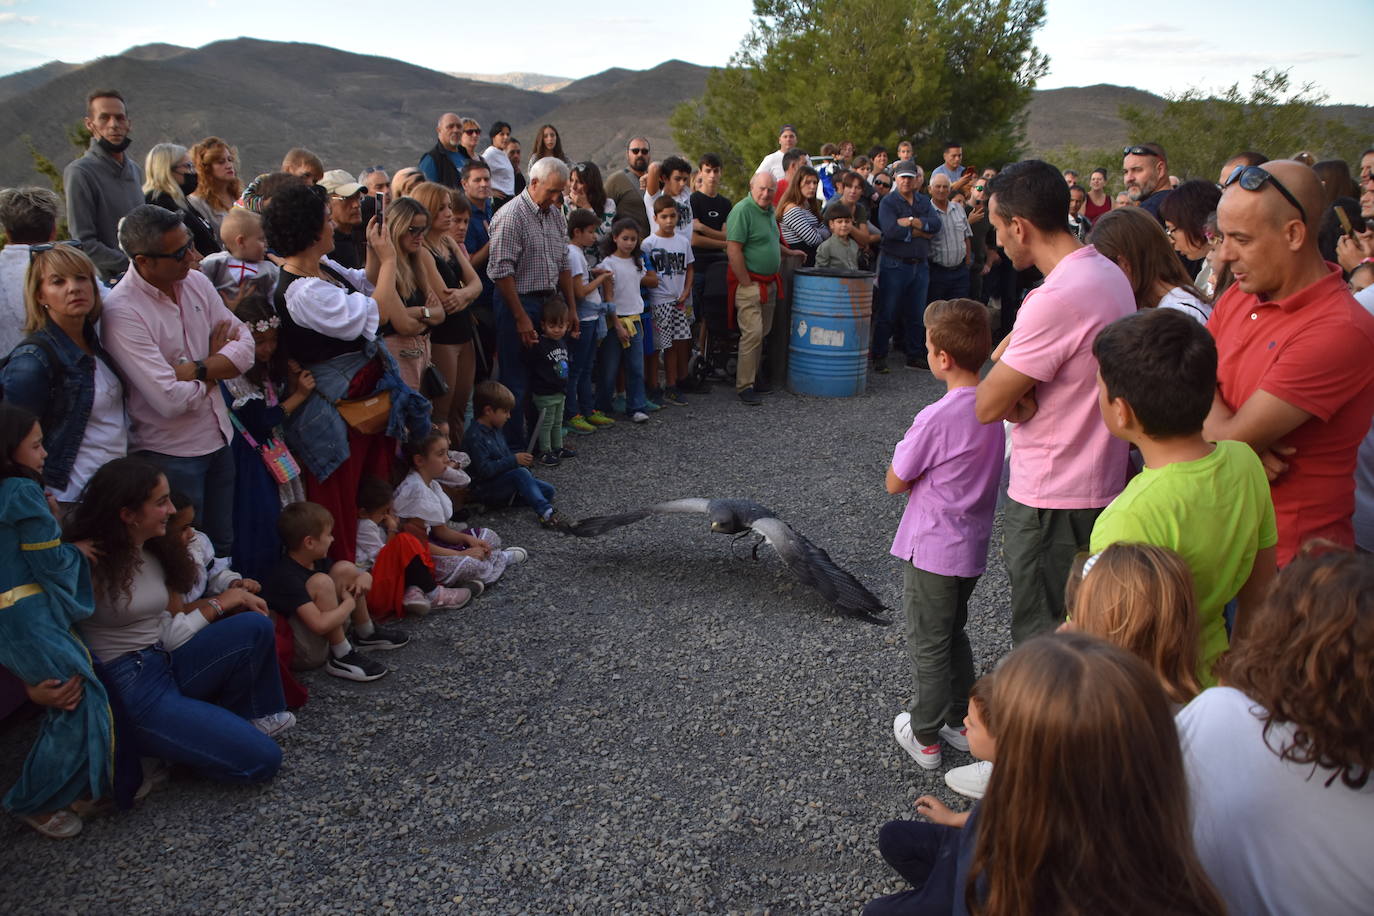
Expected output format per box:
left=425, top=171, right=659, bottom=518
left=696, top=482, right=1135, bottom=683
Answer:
left=787, top=269, right=875, bottom=397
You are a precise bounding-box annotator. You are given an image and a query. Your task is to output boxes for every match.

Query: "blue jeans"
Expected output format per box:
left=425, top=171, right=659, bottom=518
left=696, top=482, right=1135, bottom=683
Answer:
left=595, top=320, right=647, bottom=414
left=139, top=445, right=235, bottom=555
left=470, top=467, right=556, bottom=518
left=101, top=613, right=284, bottom=784
left=495, top=293, right=546, bottom=450
left=565, top=318, right=600, bottom=419
left=872, top=255, right=930, bottom=361
left=927, top=262, right=970, bottom=303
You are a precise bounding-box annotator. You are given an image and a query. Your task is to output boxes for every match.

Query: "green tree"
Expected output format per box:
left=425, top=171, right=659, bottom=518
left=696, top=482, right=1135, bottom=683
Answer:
left=1121, top=69, right=1360, bottom=181
left=672, top=0, right=1048, bottom=199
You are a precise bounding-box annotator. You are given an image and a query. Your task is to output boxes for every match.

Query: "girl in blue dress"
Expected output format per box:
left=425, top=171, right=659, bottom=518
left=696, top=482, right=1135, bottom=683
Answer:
left=0, top=403, right=112, bottom=838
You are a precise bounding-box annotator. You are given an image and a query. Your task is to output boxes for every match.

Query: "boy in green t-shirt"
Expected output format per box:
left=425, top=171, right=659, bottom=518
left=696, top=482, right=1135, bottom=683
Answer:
left=1089, top=308, right=1277, bottom=684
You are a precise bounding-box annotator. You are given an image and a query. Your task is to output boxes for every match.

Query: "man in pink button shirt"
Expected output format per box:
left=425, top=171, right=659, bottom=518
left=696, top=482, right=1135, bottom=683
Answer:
left=975, top=160, right=1136, bottom=644
left=102, top=204, right=254, bottom=554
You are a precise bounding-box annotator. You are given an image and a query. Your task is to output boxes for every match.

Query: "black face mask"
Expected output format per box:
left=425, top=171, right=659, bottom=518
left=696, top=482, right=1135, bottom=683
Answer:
left=96, top=135, right=132, bottom=155
left=178, top=171, right=199, bottom=196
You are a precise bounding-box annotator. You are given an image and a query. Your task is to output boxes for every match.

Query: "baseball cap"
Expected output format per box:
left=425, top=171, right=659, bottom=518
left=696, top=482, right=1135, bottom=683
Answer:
left=320, top=169, right=364, bottom=197
left=893, top=160, right=920, bottom=177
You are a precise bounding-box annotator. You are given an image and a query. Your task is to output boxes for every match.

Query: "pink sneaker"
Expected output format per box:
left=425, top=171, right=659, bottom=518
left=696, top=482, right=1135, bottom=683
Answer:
left=402, top=586, right=431, bottom=617
left=428, top=586, right=472, bottom=610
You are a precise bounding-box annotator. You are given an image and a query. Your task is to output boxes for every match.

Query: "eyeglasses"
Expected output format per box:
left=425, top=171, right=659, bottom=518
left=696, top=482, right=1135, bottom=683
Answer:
left=406, top=224, right=429, bottom=236
left=463, top=128, right=481, bottom=135
left=175, top=163, right=196, bottom=174
left=1223, top=165, right=1308, bottom=225
left=874, top=180, right=892, bottom=188
left=1123, top=145, right=1159, bottom=158
left=140, top=239, right=195, bottom=262
left=628, top=147, right=650, bottom=155
left=28, top=240, right=82, bottom=263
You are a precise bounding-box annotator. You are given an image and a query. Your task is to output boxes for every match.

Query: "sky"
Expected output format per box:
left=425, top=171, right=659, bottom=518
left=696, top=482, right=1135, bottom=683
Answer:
left=0, top=0, right=1369, bottom=105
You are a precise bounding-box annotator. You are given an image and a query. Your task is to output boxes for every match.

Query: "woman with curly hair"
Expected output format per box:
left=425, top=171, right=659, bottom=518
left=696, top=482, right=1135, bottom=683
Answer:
left=776, top=166, right=825, bottom=266
left=1178, top=549, right=1374, bottom=914
left=527, top=124, right=567, bottom=175
left=69, top=457, right=287, bottom=784
left=261, top=183, right=432, bottom=562
left=187, top=136, right=241, bottom=236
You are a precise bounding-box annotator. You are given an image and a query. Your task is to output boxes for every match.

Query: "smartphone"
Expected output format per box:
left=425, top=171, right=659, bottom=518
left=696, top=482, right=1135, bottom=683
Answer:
left=374, top=192, right=385, bottom=224
left=1337, top=207, right=1354, bottom=236
left=963, top=166, right=977, bottom=176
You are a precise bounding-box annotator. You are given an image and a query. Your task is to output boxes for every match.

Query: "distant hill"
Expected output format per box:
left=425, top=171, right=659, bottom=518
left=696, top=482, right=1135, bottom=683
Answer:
left=1, top=40, right=1369, bottom=194
left=450, top=71, right=571, bottom=93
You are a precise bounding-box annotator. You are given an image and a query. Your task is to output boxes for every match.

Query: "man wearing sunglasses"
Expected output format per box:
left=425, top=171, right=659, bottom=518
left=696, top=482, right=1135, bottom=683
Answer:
left=1204, top=159, right=1374, bottom=566
left=419, top=112, right=470, bottom=190
left=605, top=137, right=653, bottom=236
left=101, top=205, right=255, bottom=556
left=1121, top=142, right=1172, bottom=222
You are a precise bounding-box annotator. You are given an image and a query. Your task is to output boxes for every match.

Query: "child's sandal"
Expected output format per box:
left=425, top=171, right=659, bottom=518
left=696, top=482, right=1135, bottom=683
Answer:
left=22, top=809, right=83, bottom=839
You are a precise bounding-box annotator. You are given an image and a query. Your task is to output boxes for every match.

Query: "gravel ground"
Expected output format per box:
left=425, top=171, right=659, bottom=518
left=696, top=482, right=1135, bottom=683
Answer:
left=1, top=365, right=1014, bottom=915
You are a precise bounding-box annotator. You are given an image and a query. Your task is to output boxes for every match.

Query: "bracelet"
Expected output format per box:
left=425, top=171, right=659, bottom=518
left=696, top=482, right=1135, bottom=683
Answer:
left=1362, top=257, right=1374, bottom=266
left=207, top=598, right=223, bottom=620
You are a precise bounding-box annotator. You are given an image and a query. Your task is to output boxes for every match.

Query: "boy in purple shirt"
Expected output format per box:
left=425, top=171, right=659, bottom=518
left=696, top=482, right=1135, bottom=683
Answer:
left=885, top=299, right=1004, bottom=771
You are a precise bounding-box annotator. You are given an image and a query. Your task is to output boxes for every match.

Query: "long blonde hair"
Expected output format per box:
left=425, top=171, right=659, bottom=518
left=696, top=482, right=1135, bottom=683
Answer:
left=142, top=143, right=189, bottom=208
left=1066, top=542, right=1203, bottom=705
left=966, top=633, right=1225, bottom=916
left=24, top=246, right=102, bottom=333
left=385, top=196, right=428, bottom=301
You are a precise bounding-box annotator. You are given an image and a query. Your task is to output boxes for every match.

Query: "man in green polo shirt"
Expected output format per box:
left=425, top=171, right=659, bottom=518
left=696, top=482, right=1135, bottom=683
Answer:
left=726, top=171, right=791, bottom=406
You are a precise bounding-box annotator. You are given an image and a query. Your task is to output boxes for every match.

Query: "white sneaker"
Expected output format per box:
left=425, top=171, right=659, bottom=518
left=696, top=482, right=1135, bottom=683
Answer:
left=945, top=760, right=992, bottom=799
left=893, top=712, right=942, bottom=771
left=428, top=586, right=472, bottom=610
left=503, top=546, right=528, bottom=564
left=939, top=723, right=971, bottom=753
left=631, top=411, right=649, bottom=424
left=250, top=710, right=296, bottom=738
left=402, top=586, right=431, bottom=617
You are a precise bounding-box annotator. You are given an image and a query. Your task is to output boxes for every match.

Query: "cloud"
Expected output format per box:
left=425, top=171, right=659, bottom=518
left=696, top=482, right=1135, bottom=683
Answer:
left=1113, top=23, right=1184, bottom=34
left=0, top=12, right=37, bottom=23
left=1077, top=35, right=1358, bottom=69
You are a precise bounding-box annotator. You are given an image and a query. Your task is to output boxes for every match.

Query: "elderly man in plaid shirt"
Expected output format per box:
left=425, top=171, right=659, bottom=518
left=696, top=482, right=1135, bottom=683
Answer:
left=926, top=171, right=973, bottom=303
left=487, top=157, right=579, bottom=448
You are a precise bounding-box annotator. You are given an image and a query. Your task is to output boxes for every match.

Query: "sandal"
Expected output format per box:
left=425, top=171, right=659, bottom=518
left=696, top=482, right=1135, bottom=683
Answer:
left=22, top=809, right=82, bottom=839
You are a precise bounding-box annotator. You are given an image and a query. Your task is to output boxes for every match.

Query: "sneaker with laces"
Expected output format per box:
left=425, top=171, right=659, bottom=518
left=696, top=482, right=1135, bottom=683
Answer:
left=326, top=650, right=389, bottom=682
left=460, top=579, right=486, bottom=598
left=945, top=760, right=992, bottom=799
left=354, top=623, right=410, bottom=651
left=894, top=712, right=942, bottom=770
left=663, top=388, right=688, bottom=406
left=587, top=411, right=615, bottom=427
left=631, top=411, right=649, bottom=424
left=556, top=446, right=577, bottom=460
left=402, top=586, right=432, bottom=616
left=428, top=586, right=472, bottom=610
left=643, top=399, right=663, bottom=412
left=250, top=710, right=297, bottom=738
left=738, top=386, right=762, bottom=406
left=503, top=546, right=529, bottom=564
left=567, top=415, right=596, bottom=434
left=939, top=723, right=971, bottom=753
left=538, top=452, right=561, bottom=467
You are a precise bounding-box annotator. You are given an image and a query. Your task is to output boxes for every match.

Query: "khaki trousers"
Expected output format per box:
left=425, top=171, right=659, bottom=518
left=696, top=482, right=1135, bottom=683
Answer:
left=734, top=281, right=776, bottom=391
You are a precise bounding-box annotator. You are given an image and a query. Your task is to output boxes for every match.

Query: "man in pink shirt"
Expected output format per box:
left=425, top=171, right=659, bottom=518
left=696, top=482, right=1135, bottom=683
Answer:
left=975, top=160, right=1136, bottom=644
left=102, top=204, right=254, bottom=554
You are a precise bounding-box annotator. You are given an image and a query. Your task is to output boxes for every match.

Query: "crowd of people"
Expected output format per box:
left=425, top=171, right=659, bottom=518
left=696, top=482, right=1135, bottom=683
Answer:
left=0, top=85, right=1371, bottom=914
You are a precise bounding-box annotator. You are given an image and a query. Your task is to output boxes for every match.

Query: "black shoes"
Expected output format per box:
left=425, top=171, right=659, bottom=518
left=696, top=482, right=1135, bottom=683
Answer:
left=738, top=386, right=762, bottom=406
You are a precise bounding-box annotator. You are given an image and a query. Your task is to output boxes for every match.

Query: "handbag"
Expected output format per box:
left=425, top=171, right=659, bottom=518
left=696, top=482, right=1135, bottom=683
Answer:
left=334, top=391, right=392, bottom=435
left=227, top=410, right=301, bottom=484
left=420, top=363, right=449, bottom=399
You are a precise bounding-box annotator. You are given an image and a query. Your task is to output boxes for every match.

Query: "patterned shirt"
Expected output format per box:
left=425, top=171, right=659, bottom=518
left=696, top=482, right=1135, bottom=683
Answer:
left=929, top=199, right=972, bottom=268
left=487, top=190, right=569, bottom=294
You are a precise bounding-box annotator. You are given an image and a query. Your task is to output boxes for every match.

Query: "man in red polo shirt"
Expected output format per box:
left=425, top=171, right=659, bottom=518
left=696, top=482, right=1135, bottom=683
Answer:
left=1204, top=159, right=1374, bottom=565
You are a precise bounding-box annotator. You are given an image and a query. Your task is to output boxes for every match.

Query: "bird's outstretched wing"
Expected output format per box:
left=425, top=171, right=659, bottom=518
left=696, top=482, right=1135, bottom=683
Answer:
left=568, top=498, right=712, bottom=537
left=749, top=517, right=892, bottom=626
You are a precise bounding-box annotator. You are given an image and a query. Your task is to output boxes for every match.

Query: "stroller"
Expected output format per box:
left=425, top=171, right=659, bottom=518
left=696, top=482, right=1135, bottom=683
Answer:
left=684, top=259, right=738, bottom=390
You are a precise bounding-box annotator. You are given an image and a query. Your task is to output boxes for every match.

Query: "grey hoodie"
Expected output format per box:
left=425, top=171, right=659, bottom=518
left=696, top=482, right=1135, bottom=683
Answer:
left=63, top=139, right=144, bottom=279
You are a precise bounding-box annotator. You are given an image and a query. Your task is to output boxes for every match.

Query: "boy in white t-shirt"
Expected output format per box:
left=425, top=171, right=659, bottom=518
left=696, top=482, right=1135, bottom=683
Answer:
left=565, top=209, right=615, bottom=433
left=640, top=196, right=695, bottom=406
left=643, top=155, right=695, bottom=246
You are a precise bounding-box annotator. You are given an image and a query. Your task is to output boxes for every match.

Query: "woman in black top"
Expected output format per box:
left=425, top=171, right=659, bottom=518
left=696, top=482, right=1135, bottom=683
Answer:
left=141, top=143, right=221, bottom=257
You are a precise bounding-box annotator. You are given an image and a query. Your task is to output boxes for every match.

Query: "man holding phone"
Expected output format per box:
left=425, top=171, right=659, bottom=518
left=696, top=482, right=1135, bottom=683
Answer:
left=321, top=170, right=367, bottom=270
left=932, top=141, right=975, bottom=197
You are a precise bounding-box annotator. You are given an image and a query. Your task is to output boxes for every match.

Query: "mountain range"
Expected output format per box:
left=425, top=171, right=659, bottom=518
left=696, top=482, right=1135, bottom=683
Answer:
left=1, top=38, right=1369, bottom=192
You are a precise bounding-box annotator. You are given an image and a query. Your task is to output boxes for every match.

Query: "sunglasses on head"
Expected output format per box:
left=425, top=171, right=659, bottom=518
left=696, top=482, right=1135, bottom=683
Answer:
left=140, top=239, right=195, bottom=262
left=1223, top=165, right=1307, bottom=225
left=28, top=240, right=82, bottom=263
left=359, top=165, right=386, bottom=177
left=1123, top=145, right=1159, bottom=158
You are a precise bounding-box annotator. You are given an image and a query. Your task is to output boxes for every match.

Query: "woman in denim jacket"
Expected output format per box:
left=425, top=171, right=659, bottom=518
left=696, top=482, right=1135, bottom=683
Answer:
left=1, top=245, right=126, bottom=512
left=262, top=183, right=432, bottom=564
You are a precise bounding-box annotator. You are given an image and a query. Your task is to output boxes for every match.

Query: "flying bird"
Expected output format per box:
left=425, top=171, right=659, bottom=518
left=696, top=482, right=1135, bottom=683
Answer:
left=568, top=498, right=892, bottom=625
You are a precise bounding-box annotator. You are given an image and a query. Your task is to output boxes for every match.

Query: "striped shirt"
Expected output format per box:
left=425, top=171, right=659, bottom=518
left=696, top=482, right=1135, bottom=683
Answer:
left=487, top=190, right=569, bottom=293
left=929, top=200, right=972, bottom=268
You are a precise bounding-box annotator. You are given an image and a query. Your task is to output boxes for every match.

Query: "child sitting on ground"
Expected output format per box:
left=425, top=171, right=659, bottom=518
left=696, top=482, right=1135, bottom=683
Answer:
left=523, top=298, right=575, bottom=466
left=357, top=475, right=472, bottom=618
left=199, top=208, right=280, bottom=307
left=394, top=431, right=527, bottom=587
left=259, top=501, right=409, bottom=682
left=564, top=210, right=615, bottom=435
left=464, top=380, right=569, bottom=529
left=886, top=299, right=1004, bottom=772
left=641, top=196, right=695, bottom=407
left=1089, top=307, right=1277, bottom=680
left=816, top=202, right=860, bottom=271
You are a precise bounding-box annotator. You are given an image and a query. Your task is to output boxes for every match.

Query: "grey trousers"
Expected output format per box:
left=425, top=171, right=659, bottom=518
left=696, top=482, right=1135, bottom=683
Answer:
left=1002, top=498, right=1103, bottom=645
left=902, top=563, right=979, bottom=745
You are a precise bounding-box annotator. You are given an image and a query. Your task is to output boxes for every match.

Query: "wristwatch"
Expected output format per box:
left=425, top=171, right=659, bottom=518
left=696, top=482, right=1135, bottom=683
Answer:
left=193, top=360, right=207, bottom=381
left=422, top=306, right=432, bottom=320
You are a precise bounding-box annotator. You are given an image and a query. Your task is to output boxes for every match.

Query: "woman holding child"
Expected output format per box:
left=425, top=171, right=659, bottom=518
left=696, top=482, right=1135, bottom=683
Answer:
left=261, top=182, right=431, bottom=563
left=0, top=245, right=127, bottom=513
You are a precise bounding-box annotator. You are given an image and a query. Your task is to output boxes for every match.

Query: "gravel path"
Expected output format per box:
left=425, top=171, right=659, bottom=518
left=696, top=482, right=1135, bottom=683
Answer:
left=1, top=366, right=1014, bottom=914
